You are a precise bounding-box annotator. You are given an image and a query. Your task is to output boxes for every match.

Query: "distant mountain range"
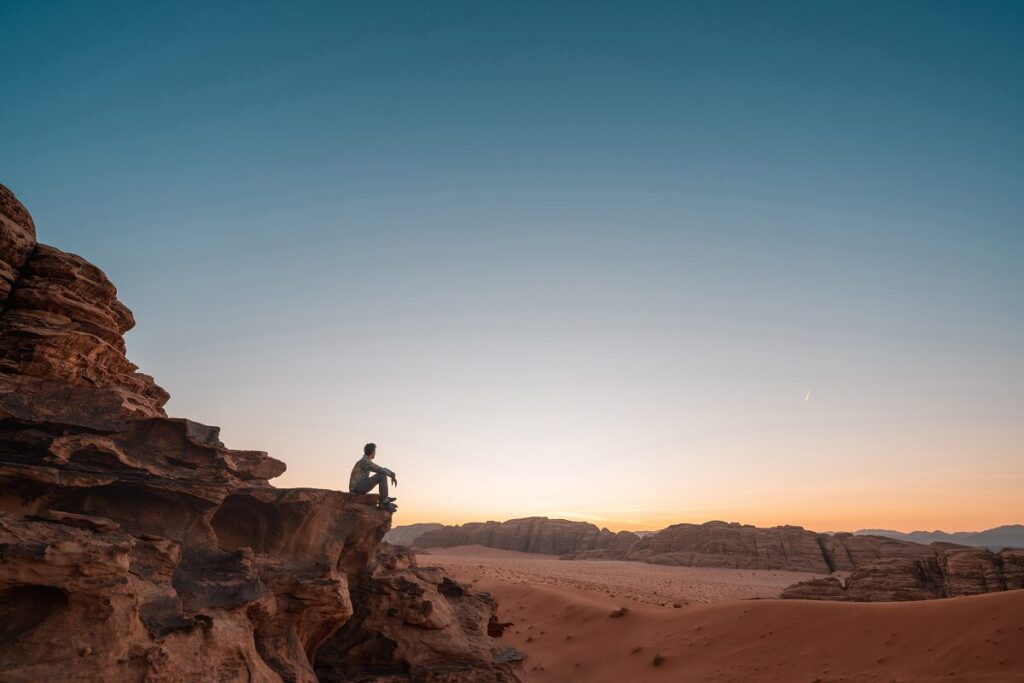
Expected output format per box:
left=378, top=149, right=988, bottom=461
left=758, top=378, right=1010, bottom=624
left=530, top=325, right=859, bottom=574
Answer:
left=388, top=521, right=1024, bottom=555
left=854, top=525, right=1024, bottom=551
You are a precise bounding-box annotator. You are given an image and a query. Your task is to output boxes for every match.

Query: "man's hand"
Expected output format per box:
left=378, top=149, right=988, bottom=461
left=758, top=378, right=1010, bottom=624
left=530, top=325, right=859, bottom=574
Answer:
left=390, top=473, right=398, bottom=487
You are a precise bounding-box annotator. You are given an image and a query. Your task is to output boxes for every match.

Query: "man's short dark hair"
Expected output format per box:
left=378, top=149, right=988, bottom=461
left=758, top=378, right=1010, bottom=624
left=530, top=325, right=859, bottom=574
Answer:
left=364, top=443, right=376, bottom=456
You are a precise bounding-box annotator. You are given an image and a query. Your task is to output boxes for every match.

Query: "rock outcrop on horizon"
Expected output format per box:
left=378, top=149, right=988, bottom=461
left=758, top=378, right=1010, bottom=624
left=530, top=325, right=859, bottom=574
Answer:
left=415, top=517, right=640, bottom=556
left=0, top=185, right=523, bottom=683
left=618, top=521, right=942, bottom=573
left=782, top=547, right=1024, bottom=601
left=422, top=518, right=955, bottom=574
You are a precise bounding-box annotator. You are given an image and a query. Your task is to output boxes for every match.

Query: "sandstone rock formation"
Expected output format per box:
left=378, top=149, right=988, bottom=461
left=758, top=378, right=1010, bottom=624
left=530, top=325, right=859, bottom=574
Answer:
left=0, top=191, right=169, bottom=423
left=415, top=516, right=640, bottom=556
left=0, top=184, right=36, bottom=307
left=619, top=521, right=831, bottom=571
left=0, top=185, right=523, bottom=682
left=316, top=543, right=523, bottom=682
left=424, top=518, right=952, bottom=574
left=782, top=547, right=1024, bottom=601
left=621, top=522, right=940, bottom=572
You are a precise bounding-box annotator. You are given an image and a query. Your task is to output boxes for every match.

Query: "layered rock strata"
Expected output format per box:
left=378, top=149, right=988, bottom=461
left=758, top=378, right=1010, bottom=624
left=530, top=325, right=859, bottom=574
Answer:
left=414, top=516, right=640, bottom=556
left=0, top=194, right=169, bottom=422
left=782, top=547, right=1024, bottom=601
left=0, top=185, right=522, bottom=682
left=618, top=521, right=941, bottom=572
left=419, top=518, right=941, bottom=573
left=316, top=543, right=523, bottom=682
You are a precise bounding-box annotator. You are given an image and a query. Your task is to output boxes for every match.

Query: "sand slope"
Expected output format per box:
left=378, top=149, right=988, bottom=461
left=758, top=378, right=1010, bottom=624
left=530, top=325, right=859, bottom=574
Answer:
left=440, top=558, right=1024, bottom=682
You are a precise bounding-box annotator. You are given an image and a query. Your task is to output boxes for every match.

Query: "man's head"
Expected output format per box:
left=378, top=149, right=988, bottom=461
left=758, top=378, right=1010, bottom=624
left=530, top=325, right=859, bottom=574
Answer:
left=364, top=443, right=377, bottom=459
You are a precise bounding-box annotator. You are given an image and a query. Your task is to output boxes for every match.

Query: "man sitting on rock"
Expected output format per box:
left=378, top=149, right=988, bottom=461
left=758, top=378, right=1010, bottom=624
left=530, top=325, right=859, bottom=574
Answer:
left=349, top=442, right=398, bottom=512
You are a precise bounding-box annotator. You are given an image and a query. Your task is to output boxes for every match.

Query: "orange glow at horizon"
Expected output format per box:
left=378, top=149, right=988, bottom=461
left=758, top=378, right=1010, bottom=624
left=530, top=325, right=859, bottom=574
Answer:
left=264, top=425, right=1024, bottom=535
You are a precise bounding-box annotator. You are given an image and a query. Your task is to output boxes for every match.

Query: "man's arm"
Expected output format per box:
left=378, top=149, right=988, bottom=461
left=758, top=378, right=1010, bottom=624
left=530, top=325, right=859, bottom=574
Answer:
left=366, top=458, right=391, bottom=476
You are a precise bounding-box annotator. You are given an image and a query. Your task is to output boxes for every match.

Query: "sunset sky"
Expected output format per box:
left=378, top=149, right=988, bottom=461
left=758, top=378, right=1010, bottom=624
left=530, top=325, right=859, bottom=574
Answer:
left=4, top=2, right=1022, bottom=533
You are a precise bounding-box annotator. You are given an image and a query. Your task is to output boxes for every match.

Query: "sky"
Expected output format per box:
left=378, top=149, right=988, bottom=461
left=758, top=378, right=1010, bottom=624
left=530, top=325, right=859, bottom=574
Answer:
left=3, top=1, right=1022, bottom=533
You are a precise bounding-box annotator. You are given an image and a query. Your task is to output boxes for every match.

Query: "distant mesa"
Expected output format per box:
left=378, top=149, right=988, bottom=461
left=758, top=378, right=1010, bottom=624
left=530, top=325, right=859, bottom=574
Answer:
left=416, top=518, right=946, bottom=573
left=854, top=525, right=1024, bottom=551
left=414, top=516, right=640, bottom=556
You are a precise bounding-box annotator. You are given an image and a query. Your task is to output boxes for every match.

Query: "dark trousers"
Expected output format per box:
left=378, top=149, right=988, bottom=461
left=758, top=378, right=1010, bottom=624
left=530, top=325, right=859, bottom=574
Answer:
left=351, top=473, right=389, bottom=498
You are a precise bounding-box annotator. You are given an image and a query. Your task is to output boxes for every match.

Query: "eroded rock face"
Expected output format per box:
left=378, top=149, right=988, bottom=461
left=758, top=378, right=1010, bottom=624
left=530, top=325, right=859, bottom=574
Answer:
left=620, top=522, right=942, bottom=572
left=0, top=186, right=522, bottom=682
left=315, top=543, right=524, bottom=683
left=0, top=349, right=386, bottom=681
left=0, top=512, right=284, bottom=682
left=782, top=547, right=1024, bottom=601
left=415, top=516, right=639, bottom=556
left=426, top=518, right=952, bottom=574
left=620, top=521, right=832, bottom=571
left=0, top=196, right=170, bottom=420
left=0, top=184, right=36, bottom=308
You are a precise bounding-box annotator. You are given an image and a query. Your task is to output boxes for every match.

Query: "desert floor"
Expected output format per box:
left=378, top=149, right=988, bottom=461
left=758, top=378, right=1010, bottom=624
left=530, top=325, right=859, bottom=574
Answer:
left=419, top=545, right=819, bottom=606
left=420, top=545, right=1024, bottom=682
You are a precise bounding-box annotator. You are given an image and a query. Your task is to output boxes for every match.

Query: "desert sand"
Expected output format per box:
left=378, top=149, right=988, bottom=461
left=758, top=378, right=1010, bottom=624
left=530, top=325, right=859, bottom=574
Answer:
left=422, top=545, right=1024, bottom=682
left=422, top=545, right=820, bottom=605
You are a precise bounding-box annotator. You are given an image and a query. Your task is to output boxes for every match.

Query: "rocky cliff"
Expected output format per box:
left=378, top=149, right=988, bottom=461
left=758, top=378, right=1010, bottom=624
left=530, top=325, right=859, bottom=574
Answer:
left=782, top=547, right=1024, bottom=601
left=315, top=543, right=523, bottom=681
left=423, top=517, right=951, bottom=574
left=0, top=185, right=523, bottom=682
left=415, top=517, right=640, bottom=556
left=619, top=521, right=941, bottom=572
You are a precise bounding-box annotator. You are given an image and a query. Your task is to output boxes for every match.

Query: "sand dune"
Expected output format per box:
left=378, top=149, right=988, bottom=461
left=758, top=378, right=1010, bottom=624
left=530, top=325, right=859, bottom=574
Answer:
left=426, top=546, right=1024, bottom=682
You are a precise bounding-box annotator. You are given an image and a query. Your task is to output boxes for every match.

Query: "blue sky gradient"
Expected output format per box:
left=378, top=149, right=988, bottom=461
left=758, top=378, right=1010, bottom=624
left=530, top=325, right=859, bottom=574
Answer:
left=3, top=1, right=1022, bottom=530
